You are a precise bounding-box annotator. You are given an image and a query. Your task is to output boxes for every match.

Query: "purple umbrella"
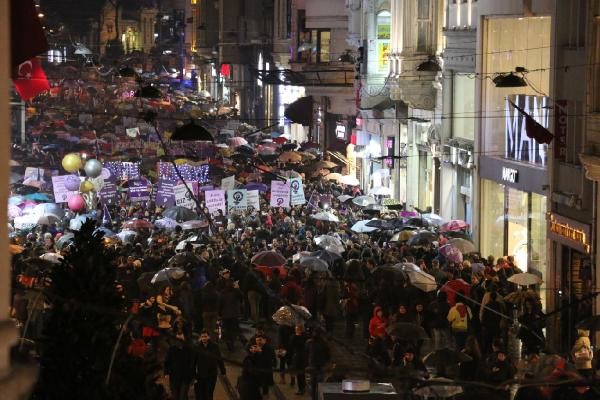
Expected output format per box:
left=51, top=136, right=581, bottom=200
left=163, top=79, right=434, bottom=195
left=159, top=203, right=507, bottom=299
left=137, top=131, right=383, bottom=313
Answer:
left=245, top=182, right=268, bottom=192
left=439, top=244, right=463, bottom=263
left=400, top=211, right=420, bottom=218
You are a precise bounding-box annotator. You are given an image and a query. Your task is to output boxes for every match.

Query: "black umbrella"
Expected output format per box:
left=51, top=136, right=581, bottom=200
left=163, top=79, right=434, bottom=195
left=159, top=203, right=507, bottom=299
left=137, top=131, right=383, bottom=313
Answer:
left=423, top=348, right=472, bottom=366
left=406, top=217, right=429, bottom=228
left=308, top=249, right=342, bottom=264
left=236, top=145, right=255, bottom=155
left=284, top=96, right=314, bottom=126
left=162, top=206, right=198, bottom=222
left=171, top=121, right=213, bottom=142
left=576, top=315, right=600, bottom=331
left=386, top=322, right=428, bottom=340
left=168, top=252, right=201, bottom=269
left=281, top=143, right=298, bottom=151
left=407, top=231, right=438, bottom=246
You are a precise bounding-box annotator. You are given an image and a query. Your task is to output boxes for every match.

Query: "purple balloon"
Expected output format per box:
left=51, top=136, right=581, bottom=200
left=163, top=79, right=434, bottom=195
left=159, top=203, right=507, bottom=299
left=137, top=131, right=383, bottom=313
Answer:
left=64, top=175, right=81, bottom=191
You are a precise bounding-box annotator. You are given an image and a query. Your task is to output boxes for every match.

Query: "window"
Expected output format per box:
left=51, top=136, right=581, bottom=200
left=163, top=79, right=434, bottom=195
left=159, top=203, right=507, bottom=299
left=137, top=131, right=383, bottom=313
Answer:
left=417, top=0, right=431, bottom=53
left=377, top=11, right=391, bottom=72
left=452, top=74, right=475, bottom=140
left=307, top=29, right=331, bottom=63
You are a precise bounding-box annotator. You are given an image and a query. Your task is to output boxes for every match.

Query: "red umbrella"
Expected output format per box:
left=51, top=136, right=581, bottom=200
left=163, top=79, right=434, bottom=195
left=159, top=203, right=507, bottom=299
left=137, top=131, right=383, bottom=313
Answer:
left=440, top=279, right=471, bottom=306
left=255, top=265, right=288, bottom=279
left=439, top=219, right=469, bottom=232
left=122, top=219, right=153, bottom=230
left=251, top=251, right=287, bottom=267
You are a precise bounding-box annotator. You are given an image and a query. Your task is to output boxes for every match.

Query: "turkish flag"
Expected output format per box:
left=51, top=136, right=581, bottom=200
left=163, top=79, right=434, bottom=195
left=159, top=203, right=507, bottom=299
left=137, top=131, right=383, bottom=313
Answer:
left=13, top=58, right=50, bottom=100
left=11, top=0, right=48, bottom=71
left=509, top=100, right=554, bottom=144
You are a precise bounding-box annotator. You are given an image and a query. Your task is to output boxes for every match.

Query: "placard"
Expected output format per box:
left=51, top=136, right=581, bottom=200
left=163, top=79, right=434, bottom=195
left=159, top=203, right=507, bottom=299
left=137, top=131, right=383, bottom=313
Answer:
left=51, top=175, right=79, bottom=203
left=270, top=181, right=290, bottom=208
left=174, top=182, right=198, bottom=209
left=247, top=190, right=260, bottom=212
left=205, top=190, right=226, bottom=214
left=128, top=179, right=151, bottom=202
left=227, top=189, right=248, bottom=214
left=155, top=179, right=176, bottom=207
left=24, top=167, right=44, bottom=182
left=289, top=178, right=306, bottom=206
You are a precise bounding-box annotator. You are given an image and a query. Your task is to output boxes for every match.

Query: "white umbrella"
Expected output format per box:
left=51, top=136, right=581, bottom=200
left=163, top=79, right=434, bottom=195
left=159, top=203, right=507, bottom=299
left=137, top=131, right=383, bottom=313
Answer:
left=370, top=186, right=392, bottom=196
left=117, top=230, right=137, bottom=243
left=13, top=215, right=37, bottom=230
left=155, top=217, right=180, bottom=230
left=74, top=44, right=92, bottom=55
left=507, top=272, right=543, bottom=286
left=151, top=267, right=186, bottom=284
left=175, top=236, right=203, bottom=251
left=40, top=253, right=64, bottom=264
left=37, top=214, right=62, bottom=226
left=352, top=195, right=376, bottom=207
left=351, top=220, right=378, bottom=233
left=314, top=235, right=345, bottom=254
left=404, top=269, right=437, bottom=292
left=340, top=175, right=360, bottom=186
left=310, top=212, right=340, bottom=223
left=337, top=195, right=353, bottom=203
left=422, top=213, right=445, bottom=227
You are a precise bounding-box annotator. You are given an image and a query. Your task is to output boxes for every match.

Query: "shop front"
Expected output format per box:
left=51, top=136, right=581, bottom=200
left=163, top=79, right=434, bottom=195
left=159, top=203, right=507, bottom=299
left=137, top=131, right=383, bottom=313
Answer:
left=479, top=157, right=548, bottom=281
left=547, top=213, right=593, bottom=351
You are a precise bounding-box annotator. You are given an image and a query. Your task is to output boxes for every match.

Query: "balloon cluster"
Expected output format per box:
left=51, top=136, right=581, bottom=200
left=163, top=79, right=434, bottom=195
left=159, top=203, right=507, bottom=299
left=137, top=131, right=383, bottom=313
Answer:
left=61, top=153, right=104, bottom=212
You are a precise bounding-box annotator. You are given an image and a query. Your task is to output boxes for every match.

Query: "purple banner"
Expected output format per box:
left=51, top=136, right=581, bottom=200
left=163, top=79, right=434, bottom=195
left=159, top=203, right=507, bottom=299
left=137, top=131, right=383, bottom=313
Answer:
left=99, top=177, right=118, bottom=205
left=155, top=179, right=176, bottom=207
left=128, top=179, right=151, bottom=202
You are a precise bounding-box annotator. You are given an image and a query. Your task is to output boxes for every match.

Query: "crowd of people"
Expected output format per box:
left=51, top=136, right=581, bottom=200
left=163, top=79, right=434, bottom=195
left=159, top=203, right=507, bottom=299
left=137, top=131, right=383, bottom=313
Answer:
left=9, top=178, right=600, bottom=399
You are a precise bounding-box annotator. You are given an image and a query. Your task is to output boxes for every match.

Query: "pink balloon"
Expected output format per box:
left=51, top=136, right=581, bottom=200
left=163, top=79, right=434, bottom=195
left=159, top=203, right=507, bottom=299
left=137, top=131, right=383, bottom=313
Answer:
left=67, top=194, right=86, bottom=212
left=64, top=175, right=81, bottom=191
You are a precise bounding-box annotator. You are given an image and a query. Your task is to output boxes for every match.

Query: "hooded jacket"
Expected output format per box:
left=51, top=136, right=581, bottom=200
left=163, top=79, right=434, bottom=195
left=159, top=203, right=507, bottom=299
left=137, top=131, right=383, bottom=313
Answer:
left=447, top=302, right=472, bottom=332
left=369, top=306, right=388, bottom=338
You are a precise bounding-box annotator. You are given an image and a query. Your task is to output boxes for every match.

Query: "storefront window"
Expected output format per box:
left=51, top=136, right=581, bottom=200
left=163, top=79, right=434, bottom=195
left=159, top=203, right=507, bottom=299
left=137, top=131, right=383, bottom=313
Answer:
left=530, top=193, right=547, bottom=308
left=480, top=179, right=505, bottom=259
left=377, top=11, right=391, bottom=72
left=507, top=187, right=528, bottom=271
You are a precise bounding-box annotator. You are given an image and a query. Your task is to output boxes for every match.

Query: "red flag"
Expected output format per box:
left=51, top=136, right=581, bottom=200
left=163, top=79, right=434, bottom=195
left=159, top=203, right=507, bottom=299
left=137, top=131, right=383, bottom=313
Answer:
left=508, top=100, right=554, bottom=144
left=11, top=0, right=48, bottom=71
left=13, top=57, right=50, bottom=100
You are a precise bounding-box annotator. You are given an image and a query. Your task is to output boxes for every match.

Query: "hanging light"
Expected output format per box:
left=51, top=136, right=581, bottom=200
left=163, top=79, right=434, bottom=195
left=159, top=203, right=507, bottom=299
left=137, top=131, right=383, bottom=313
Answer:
left=416, top=56, right=442, bottom=72
left=171, top=121, right=214, bottom=142
left=493, top=69, right=528, bottom=88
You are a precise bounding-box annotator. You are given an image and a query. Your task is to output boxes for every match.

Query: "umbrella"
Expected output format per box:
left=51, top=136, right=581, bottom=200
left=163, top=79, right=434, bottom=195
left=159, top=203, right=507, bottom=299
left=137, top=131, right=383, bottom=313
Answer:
left=325, top=172, right=343, bottom=183
left=229, top=137, right=248, bottom=148
left=399, top=210, right=420, bottom=218
left=279, top=152, right=302, bottom=163
left=314, top=235, right=345, bottom=254
left=279, top=170, right=302, bottom=178
left=24, top=193, right=51, bottom=202
left=362, top=204, right=384, bottom=214
left=448, top=238, right=476, bottom=254
left=251, top=251, right=287, bottom=267
left=155, top=217, right=180, bottom=230
left=151, top=267, right=186, bottom=284
left=439, top=244, right=463, bottom=263
left=244, top=182, right=268, bottom=192
left=442, top=231, right=472, bottom=240
left=37, top=214, right=62, bottom=225
left=508, top=272, right=543, bottom=286
left=169, top=251, right=202, bottom=267
left=370, top=186, right=392, bottom=196
left=310, top=212, right=340, bottom=223
left=162, top=206, right=197, bottom=222
left=365, top=219, right=401, bottom=230
left=8, top=205, right=22, bottom=219
left=405, top=217, right=429, bottom=228
left=352, top=195, right=376, bottom=207
left=39, top=252, right=64, bottom=264
left=440, top=279, right=471, bottom=306
left=351, top=220, right=379, bottom=233
left=32, top=203, right=65, bottom=220
left=576, top=315, right=600, bottom=331
left=272, top=305, right=312, bottom=326
left=292, top=251, right=312, bottom=262
left=299, top=256, right=329, bottom=272
left=405, top=269, right=437, bottom=292
left=175, top=237, right=203, bottom=251
left=386, top=322, right=428, bottom=340
left=181, top=220, right=208, bottom=230
left=423, top=348, right=473, bottom=366
left=69, top=215, right=94, bottom=231
left=308, top=249, right=342, bottom=264
left=337, top=194, right=353, bottom=203
left=422, top=213, right=445, bottom=226
left=407, top=231, right=438, bottom=246
left=390, top=230, right=416, bottom=242
left=55, top=233, right=75, bottom=249
left=413, top=378, right=463, bottom=398
left=340, top=175, right=360, bottom=186
left=312, top=160, right=337, bottom=170
left=440, top=219, right=469, bottom=232
left=117, top=230, right=137, bottom=243
left=122, top=219, right=153, bottom=230
left=94, top=227, right=116, bottom=237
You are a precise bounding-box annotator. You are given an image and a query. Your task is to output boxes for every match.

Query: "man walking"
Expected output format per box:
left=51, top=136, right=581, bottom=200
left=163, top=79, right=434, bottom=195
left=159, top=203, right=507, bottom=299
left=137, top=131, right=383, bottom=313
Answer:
left=194, top=330, right=226, bottom=400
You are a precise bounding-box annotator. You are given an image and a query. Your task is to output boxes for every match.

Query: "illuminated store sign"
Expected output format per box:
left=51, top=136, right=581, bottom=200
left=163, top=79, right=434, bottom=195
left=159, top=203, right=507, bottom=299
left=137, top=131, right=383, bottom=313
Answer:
left=547, top=213, right=591, bottom=253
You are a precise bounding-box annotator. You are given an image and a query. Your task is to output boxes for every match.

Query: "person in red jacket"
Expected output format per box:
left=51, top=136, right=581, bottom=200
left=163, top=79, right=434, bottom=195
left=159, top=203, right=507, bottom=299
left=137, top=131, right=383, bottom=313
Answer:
left=369, top=306, right=388, bottom=339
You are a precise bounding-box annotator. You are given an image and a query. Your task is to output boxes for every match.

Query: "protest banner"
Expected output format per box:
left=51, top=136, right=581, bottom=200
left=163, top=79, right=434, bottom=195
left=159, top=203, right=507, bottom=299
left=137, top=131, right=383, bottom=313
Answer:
left=270, top=181, right=290, bottom=208
left=289, top=178, right=306, bottom=205
left=205, top=190, right=226, bottom=214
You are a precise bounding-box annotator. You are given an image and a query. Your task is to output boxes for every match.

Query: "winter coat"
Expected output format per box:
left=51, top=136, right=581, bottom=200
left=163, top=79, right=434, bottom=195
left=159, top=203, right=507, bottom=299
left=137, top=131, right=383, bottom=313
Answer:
left=238, top=355, right=263, bottom=400
left=200, top=281, right=219, bottom=313
left=572, top=333, right=594, bottom=370
left=322, top=280, right=341, bottom=317
left=288, top=333, right=308, bottom=370
left=368, top=306, right=388, bottom=338
left=164, top=342, right=195, bottom=384
left=255, top=343, right=276, bottom=387
left=195, top=340, right=226, bottom=377
left=218, top=287, right=243, bottom=319
left=307, top=336, right=331, bottom=369
left=447, top=302, right=472, bottom=332
left=427, top=299, right=450, bottom=330
left=342, top=283, right=359, bottom=314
